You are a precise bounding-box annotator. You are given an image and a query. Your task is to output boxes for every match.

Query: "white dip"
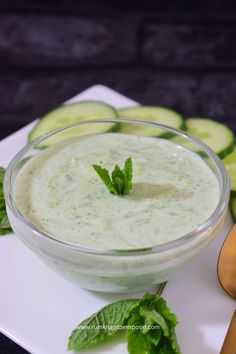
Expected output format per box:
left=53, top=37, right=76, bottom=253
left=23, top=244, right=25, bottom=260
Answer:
left=13, top=133, right=219, bottom=250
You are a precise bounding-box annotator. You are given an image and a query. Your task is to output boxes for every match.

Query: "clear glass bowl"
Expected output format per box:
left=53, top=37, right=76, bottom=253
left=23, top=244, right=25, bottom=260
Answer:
left=4, top=119, right=230, bottom=293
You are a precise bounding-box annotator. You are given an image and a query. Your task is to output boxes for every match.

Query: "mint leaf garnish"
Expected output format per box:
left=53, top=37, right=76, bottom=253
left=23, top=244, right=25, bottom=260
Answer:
left=123, top=157, right=133, bottom=195
left=68, top=292, right=181, bottom=353
left=92, top=157, right=133, bottom=196
left=92, top=164, right=118, bottom=195
left=68, top=299, right=139, bottom=351
left=0, top=167, right=12, bottom=236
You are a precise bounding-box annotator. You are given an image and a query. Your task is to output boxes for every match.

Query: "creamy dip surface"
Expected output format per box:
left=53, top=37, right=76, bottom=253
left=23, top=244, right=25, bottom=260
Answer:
left=13, top=133, right=219, bottom=249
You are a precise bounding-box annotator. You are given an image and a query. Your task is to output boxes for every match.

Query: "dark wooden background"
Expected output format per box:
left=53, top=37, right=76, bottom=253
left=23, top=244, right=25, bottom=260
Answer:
left=1, top=1, right=236, bottom=353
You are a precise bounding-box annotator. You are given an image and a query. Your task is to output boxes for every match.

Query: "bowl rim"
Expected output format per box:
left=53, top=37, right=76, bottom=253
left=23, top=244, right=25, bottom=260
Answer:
left=4, top=118, right=230, bottom=256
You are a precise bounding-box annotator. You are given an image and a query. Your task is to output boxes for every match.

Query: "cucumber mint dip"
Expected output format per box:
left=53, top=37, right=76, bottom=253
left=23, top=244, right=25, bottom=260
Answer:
left=13, top=133, right=219, bottom=250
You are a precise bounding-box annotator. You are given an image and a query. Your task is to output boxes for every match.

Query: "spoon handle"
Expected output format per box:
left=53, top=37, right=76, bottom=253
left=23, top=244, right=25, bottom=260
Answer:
left=220, top=310, right=236, bottom=354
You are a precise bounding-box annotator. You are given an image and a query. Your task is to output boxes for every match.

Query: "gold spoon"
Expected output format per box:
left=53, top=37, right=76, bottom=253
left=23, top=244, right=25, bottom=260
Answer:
left=220, top=311, right=236, bottom=354
left=217, top=224, right=236, bottom=300
left=217, top=224, right=236, bottom=353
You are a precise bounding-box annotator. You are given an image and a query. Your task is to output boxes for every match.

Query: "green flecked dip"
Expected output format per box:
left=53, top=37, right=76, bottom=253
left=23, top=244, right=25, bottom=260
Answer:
left=13, top=133, right=219, bottom=250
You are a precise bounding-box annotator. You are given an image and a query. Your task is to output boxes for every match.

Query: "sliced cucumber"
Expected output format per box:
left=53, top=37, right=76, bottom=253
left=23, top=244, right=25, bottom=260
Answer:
left=29, top=100, right=118, bottom=146
left=223, top=147, right=236, bottom=195
left=117, top=106, right=185, bottom=137
left=230, top=196, right=236, bottom=222
left=185, top=118, right=234, bottom=159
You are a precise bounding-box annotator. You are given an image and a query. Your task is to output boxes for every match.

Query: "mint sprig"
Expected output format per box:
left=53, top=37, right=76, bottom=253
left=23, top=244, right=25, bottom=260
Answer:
left=68, top=292, right=181, bottom=353
left=0, top=167, right=12, bottom=236
left=92, top=157, right=133, bottom=196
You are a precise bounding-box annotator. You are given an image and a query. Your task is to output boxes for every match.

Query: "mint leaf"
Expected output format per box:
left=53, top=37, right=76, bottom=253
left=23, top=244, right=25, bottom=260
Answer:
left=140, top=307, right=169, bottom=337
left=112, top=165, right=124, bottom=183
left=0, top=167, right=5, bottom=183
left=128, top=293, right=180, bottom=354
left=68, top=298, right=138, bottom=351
left=113, top=177, right=124, bottom=195
left=92, top=158, right=133, bottom=196
left=0, top=167, right=12, bottom=236
left=156, top=337, right=179, bottom=354
left=0, top=228, right=12, bottom=235
left=142, top=315, right=156, bottom=335
left=155, top=297, right=178, bottom=327
left=123, top=157, right=133, bottom=195
left=147, top=329, right=162, bottom=346
left=127, top=329, right=153, bottom=354
left=0, top=215, right=11, bottom=229
left=0, top=198, right=5, bottom=209
left=126, top=313, right=153, bottom=354
left=125, top=312, right=143, bottom=340
left=92, top=164, right=118, bottom=195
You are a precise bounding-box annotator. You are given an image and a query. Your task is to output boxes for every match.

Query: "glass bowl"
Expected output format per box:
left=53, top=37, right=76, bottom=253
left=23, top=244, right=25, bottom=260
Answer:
left=4, top=119, right=230, bottom=293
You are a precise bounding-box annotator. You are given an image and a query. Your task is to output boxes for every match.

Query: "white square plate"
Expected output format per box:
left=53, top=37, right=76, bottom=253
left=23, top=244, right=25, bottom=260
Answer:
left=0, top=85, right=234, bottom=354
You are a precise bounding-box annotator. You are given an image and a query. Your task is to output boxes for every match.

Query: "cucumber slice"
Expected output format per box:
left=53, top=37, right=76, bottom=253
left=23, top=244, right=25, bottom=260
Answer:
left=29, top=100, right=118, bottom=146
left=230, top=196, right=236, bottom=222
left=117, top=106, right=185, bottom=137
left=223, top=147, right=236, bottom=194
left=185, top=118, right=234, bottom=159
